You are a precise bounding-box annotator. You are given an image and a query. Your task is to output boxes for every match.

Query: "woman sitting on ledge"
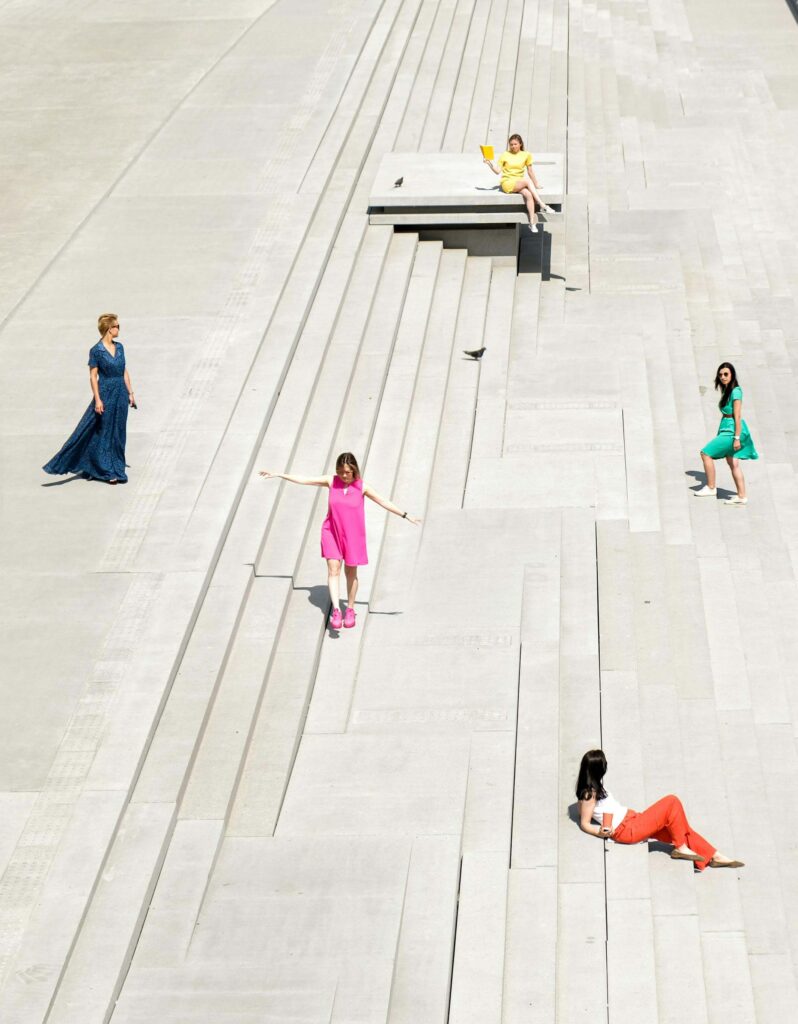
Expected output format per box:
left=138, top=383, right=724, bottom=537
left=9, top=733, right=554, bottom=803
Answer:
left=483, top=133, right=554, bottom=232
left=576, top=749, right=744, bottom=870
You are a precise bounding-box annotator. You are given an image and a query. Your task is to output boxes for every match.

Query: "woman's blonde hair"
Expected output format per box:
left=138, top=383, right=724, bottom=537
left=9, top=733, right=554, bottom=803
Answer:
left=97, top=313, right=119, bottom=336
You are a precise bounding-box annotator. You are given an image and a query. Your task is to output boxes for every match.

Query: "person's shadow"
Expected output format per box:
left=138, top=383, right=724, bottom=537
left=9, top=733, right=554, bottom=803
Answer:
left=41, top=473, right=89, bottom=487
left=684, top=469, right=734, bottom=499
left=300, top=584, right=340, bottom=637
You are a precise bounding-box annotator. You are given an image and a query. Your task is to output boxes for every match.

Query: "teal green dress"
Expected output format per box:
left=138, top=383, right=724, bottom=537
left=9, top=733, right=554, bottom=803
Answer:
left=701, top=385, right=758, bottom=460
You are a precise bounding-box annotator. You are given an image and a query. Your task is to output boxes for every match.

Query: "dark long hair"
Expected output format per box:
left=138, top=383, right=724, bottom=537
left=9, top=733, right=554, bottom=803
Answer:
left=508, top=132, right=524, bottom=149
left=714, top=362, right=738, bottom=409
left=335, top=451, right=361, bottom=480
left=575, top=749, right=608, bottom=801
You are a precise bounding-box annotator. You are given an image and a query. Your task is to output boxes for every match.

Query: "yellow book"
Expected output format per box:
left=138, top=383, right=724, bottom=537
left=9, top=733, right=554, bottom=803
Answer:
left=479, top=145, right=494, bottom=160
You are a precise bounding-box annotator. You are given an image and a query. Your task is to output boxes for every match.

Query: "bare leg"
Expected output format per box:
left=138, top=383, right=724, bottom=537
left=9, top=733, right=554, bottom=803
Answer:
left=515, top=176, right=543, bottom=206
left=700, top=451, right=716, bottom=489
left=521, top=186, right=536, bottom=226
left=516, top=175, right=554, bottom=213
left=510, top=179, right=537, bottom=225
left=725, top=455, right=746, bottom=498
left=327, top=558, right=342, bottom=609
left=344, top=564, right=359, bottom=608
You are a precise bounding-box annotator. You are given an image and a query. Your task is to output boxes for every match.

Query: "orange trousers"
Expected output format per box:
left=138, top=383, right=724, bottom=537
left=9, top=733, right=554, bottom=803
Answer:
left=611, top=794, right=716, bottom=871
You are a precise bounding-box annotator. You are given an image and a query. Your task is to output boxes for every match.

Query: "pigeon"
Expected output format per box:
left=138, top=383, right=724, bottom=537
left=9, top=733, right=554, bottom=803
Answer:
left=463, top=347, right=486, bottom=360
left=393, top=176, right=404, bottom=188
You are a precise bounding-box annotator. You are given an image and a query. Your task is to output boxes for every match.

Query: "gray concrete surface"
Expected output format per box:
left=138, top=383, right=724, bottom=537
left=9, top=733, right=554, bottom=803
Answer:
left=1, top=0, right=798, bottom=1022
left=368, top=151, right=565, bottom=204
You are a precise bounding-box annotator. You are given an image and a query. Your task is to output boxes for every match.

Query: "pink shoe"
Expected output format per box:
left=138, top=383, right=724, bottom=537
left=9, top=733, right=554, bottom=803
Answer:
left=344, top=607, right=356, bottom=629
left=330, top=608, right=343, bottom=630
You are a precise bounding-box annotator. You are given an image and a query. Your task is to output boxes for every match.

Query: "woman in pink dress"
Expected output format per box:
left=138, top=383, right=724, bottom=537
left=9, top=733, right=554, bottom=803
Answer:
left=260, top=452, right=420, bottom=630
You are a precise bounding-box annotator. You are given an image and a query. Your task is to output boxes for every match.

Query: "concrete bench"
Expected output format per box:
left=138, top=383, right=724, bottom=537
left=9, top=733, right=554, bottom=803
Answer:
left=368, top=152, right=564, bottom=262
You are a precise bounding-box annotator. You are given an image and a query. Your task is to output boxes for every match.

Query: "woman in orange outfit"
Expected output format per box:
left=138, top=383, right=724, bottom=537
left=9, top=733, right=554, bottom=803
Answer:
left=576, top=750, right=744, bottom=871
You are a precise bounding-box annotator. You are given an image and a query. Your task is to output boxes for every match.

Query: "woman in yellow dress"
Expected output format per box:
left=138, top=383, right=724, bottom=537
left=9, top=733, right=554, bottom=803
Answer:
left=483, top=133, right=554, bottom=232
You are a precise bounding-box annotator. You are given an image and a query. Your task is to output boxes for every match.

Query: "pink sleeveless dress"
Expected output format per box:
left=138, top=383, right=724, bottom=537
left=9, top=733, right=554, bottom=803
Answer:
left=320, top=477, right=368, bottom=565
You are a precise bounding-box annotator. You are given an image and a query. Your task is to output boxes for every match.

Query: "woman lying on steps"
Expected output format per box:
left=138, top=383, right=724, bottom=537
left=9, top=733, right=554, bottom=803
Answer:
left=576, top=749, right=744, bottom=871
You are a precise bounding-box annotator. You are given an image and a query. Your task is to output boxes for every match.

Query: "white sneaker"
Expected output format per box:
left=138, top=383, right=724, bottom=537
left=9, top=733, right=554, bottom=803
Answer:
left=529, top=223, right=539, bottom=233
left=725, top=495, right=747, bottom=506
left=693, top=486, right=717, bottom=497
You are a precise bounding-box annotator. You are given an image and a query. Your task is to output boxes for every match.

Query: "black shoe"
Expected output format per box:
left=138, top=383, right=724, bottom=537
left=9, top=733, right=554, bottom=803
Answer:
left=463, top=347, right=486, bottom=359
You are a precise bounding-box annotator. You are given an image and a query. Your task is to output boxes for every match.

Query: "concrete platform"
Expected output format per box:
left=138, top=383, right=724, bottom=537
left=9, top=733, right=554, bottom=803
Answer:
left=368, top=151, right=564, bottom=260
left=369, top=151, right=565, bottom=207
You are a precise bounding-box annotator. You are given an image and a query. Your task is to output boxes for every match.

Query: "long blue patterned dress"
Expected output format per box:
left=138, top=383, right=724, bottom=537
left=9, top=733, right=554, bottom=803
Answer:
left=43, top=342, right=129, bottom=482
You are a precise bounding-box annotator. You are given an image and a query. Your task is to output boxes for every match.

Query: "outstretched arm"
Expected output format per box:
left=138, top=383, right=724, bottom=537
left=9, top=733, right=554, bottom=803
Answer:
left=363, top=485, right=421, bottom=525
left=484, top=159, right=500, bottom=175
left=259, top=471, right=330, bottom=487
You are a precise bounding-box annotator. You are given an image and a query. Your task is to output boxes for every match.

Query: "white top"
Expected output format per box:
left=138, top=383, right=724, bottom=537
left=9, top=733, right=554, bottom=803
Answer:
left=591, top=790, right=628, bottom=829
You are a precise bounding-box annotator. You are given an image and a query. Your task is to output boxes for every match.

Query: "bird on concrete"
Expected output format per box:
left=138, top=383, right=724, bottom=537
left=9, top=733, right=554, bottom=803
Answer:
left=393, top=176, right=404, bottom=188
left=463, top=347, right=486, bottom=360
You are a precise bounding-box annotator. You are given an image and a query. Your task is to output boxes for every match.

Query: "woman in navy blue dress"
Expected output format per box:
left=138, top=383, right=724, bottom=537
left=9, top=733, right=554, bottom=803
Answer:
left=43, top=313, right=136, bottom=484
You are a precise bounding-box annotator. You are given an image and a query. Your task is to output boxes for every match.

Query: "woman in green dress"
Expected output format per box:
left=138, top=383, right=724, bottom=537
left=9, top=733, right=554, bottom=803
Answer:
left=694, top=362, right=758, bottom=505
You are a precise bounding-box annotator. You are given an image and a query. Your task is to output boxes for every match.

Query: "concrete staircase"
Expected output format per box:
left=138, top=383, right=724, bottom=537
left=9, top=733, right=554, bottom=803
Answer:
left=2, top=0, right=798, bottom=1022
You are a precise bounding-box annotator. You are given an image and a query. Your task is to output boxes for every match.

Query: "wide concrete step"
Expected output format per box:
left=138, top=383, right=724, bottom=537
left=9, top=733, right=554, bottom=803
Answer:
left=448, top=851, right=508, bottom=1024
left=114, top=963, right=337, bottom=1024
left=393, top=0, right=460, bottom=152
left=178, top=576, right=290, bottom=822
left=485, top=0, right=525, bottom=144
left=426, top=255, right=492, bottom=509
left=356, top=240, right=443, bottom=603
left=226, top=588, right=327, bottom=837
left=470, top=263, right=515, bottom=460
left=126, top=819, right=223, bottom=970
left=441, top=0, right=496, bottom=151
left=369, top=246, right=468, bottom=612
left=557, top=510, right=606, bottom=1022
left=385, top=834, right=461, bottom=1024
left=46, top=802, right=176, bottom=1024
left=501, top=533, right=562, bottom=1024
left=419, top=0, right=480, bottom=152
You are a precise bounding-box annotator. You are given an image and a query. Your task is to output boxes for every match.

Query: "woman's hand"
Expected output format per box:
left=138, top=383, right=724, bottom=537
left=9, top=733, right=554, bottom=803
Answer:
left=128, top=392, right=136, bottom=407
left=405, top=515, right=422, bottom=525
left=259, top=470, right=278, bottom=479
left=733, top=438, right=741, bottom=452
left=95, top=399, right=104, bottom=415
